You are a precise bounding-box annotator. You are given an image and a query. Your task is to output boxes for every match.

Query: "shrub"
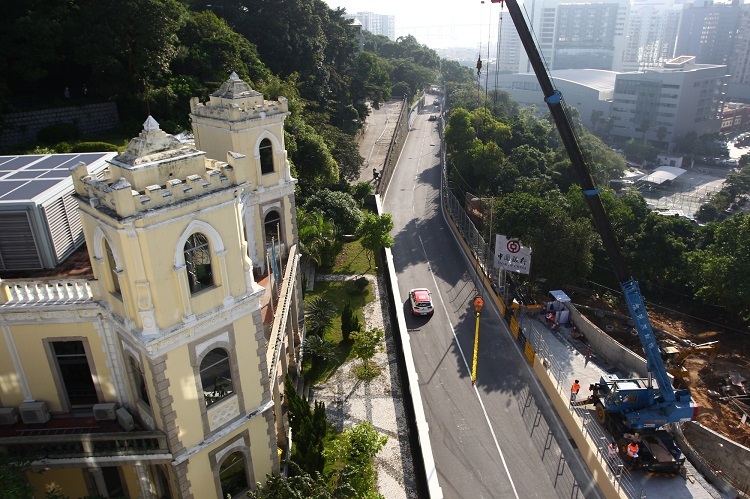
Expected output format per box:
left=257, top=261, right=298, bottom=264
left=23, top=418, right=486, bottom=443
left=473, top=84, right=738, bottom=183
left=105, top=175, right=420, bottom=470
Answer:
left=341, top=301, right=361, bottom=343
left=54, top=142, right=72, bottom=153
left=355, top=276, right=368, bottom=291
left=71, top=141, right=120, bottom=153
left=37, top=122, right=81, bottom=144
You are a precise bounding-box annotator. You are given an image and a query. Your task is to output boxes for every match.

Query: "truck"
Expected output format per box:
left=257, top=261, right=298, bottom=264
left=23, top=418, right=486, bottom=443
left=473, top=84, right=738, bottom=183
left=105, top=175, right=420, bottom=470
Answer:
left=490, top=0, right=696, bottom=476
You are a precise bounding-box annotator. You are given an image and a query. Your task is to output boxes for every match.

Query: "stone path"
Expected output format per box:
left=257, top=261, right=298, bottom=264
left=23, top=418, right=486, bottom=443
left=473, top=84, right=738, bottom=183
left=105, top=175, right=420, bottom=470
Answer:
left=309, top=273, right=417, bottom=499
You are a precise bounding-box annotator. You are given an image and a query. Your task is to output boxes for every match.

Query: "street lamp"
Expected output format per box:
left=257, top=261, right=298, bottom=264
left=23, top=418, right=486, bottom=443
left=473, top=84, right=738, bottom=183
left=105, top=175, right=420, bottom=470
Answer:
left=471, top=296, right=484, bottom=386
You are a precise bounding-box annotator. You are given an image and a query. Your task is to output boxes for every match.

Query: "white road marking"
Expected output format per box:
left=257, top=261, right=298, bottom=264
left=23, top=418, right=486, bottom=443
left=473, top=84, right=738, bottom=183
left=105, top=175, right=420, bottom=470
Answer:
left=418, top=235, right=521, bottom=499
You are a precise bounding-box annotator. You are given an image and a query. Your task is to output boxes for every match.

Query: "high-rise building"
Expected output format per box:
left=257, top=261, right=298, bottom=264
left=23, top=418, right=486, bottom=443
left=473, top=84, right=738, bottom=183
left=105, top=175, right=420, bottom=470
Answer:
left=621, top=2, right=683, bottom=71
left=675, top=0, right=742, bottom=65
left=510, top=0, right=630, bottom=73
left=348, top=12, right=396, bottom=41
left=0, top=73, right=304, bottom=498
left=728, top=4, right=750, bottom=85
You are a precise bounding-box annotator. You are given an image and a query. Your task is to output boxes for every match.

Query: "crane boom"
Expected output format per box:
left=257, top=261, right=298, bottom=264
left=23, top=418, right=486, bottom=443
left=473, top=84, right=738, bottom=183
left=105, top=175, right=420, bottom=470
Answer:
left=494, top=0, right=682, bottom=408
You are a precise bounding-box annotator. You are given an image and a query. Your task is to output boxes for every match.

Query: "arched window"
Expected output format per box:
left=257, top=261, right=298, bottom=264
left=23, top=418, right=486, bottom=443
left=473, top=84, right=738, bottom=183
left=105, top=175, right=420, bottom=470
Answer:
left=259, top=138, right=274, bottom=175
left=200, top=348, right=233, bottom=407
left=219, top=451, right=248, bottom=497
left=264, top=211, right=281, bottom=248
left=104, top=240, right=121, bottom=295
left=184, top=233, right=213, bottom=293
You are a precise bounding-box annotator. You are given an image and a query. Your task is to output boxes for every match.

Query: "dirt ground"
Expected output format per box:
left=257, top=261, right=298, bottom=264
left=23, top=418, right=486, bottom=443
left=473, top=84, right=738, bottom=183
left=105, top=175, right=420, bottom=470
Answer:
left=571, top=292, right=750, bottom=448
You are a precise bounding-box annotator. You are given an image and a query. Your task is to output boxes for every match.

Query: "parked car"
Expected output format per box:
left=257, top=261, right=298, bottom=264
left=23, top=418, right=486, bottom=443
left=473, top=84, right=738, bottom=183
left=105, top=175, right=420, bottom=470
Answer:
left=409, top=288, right=434, bottom=316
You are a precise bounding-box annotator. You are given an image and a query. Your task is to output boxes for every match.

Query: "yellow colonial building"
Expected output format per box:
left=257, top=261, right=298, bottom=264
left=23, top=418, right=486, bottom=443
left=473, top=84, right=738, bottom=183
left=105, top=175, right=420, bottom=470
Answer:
left=0, top=73, right=304, bottom=498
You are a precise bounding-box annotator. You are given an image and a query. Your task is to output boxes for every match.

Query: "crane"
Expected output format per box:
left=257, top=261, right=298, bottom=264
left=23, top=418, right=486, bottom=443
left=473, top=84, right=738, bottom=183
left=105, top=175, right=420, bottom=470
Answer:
left=491, top=0, right=696, bottom=474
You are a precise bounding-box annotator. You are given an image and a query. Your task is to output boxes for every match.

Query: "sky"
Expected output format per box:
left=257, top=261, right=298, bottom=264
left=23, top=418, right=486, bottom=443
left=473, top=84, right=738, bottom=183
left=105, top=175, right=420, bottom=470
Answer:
left=322, top=0, right=506, bottom=50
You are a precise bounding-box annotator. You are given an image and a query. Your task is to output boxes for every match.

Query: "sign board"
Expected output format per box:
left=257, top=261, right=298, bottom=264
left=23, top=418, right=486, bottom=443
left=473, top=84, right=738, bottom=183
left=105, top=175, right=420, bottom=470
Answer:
left=493, top=235, right=531, bottom=274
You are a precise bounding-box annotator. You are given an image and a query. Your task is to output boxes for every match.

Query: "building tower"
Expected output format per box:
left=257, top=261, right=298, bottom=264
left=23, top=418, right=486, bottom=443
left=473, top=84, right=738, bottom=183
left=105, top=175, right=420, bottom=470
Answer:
left=0, top=73, right=303, bottom=498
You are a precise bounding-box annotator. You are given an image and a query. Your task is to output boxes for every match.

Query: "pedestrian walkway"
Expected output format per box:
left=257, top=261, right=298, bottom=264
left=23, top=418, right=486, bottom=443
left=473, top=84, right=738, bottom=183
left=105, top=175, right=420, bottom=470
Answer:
left=309, top=274, right=417, bottom=499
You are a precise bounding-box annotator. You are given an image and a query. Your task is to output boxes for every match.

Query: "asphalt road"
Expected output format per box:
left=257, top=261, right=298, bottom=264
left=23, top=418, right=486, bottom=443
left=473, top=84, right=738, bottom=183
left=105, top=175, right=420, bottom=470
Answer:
left=382, top=96, right=600, bottom=498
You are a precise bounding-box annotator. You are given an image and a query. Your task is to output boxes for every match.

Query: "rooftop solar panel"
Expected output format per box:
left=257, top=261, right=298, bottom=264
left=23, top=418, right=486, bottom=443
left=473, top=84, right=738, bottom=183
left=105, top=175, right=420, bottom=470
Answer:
left=6, top=180, right=62, bottom=200
left=0, top=152, right=115, bottom=203
left=0, top=156, right=44, bottom=171
left=5, top=170, right=43, bottom=180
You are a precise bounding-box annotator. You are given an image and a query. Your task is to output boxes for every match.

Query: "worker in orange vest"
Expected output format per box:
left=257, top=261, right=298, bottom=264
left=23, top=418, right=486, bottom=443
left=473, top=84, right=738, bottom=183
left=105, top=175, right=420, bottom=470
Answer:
left=570, top=379, right=581, bottom=401
left=627, top=440, right=639, bottom=461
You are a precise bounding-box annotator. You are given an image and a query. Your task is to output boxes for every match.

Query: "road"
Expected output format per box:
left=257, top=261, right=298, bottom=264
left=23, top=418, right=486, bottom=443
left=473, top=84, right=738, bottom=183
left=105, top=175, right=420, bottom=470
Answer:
left=382, top=96, right=601, bottom=498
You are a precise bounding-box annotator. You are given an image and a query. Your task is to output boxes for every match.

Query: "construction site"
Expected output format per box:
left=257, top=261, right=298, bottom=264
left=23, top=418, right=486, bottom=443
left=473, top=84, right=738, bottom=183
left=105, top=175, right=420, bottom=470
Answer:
left=569, top=288, right=750, bottom=448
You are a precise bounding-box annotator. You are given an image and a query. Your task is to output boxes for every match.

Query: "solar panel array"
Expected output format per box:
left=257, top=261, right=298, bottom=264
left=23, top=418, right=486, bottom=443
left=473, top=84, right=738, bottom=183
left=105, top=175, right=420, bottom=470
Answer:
left=0, top=153, right=113, bottom=202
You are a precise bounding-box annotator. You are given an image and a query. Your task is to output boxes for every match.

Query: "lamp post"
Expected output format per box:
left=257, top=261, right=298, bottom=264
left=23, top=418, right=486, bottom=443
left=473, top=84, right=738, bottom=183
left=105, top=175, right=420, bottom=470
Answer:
left=471, top=296, right=484, bottom=386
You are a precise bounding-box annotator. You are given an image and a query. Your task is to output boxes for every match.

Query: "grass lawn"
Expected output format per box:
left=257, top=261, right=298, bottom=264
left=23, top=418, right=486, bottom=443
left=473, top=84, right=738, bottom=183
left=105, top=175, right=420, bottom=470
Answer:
left=302, top=277, right=373, bottom=385
left=321, top=238, right=381, bottom=276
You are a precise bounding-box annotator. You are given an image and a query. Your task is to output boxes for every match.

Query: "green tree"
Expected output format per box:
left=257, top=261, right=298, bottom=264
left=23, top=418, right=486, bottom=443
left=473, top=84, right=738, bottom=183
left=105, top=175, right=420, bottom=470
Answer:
left=340, top=301, right=361, bottom=343
left=0, top=453, right=32, bottom=498
left=303, top=189, right=364, bottom=235
left=173, top=11, right=269, bottom=87
left=302, top=335, right=339, bottom=365
left=356, top=212, right=394, bottom=267
left=324, top=128, right=364, bottom=182
left=492, top=192, right=596, bottom=288
left=297, top=209, right=338, bottom=267
left=688, top=214, right=750, bottom=321
left=304, top=297, right=336, bottom=337
left=71, top=0, right=188, bottom=96
left=325, top=421, right=387, bottom=498
left=286, top=116, right=340, bottom=195
left=247, top=463, right=333, bottom=498
left=284, top=376, right=327, bottom=474
left=350, top=327, right=383, bottom=379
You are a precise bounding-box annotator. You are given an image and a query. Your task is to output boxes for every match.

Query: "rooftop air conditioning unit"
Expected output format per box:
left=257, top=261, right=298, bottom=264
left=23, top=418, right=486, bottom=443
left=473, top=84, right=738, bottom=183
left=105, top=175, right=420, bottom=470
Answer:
left=116, top=407, right=135, bottom=431
left=0, top=407, right=19, bottom=425
left=19, top=401, right=50, bottom=424
left=93, top=403, right=117, bottom=421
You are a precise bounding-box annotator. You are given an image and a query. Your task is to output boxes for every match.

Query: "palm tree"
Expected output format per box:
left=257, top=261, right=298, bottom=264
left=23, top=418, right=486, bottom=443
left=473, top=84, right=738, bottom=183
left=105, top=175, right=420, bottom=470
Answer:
left=305, top=296, right=336, bottom=336
left=297, top=208, right=337, bottom=267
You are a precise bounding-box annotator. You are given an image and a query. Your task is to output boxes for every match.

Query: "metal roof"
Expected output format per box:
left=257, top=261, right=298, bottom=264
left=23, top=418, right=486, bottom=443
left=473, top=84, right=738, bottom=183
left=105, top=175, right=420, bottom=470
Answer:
left=639, top=166, right=686, bottom=185
left=549, top=290, right=572, bottom=302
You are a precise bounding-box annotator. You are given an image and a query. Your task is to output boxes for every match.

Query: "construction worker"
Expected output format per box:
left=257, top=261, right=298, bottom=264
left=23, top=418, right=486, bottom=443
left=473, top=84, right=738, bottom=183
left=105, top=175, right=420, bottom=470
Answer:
left=570, top=379, right=581, bottom=401
left=627, top=440, right=639, bottom=462
left=607, top=442, right=618, bottom=458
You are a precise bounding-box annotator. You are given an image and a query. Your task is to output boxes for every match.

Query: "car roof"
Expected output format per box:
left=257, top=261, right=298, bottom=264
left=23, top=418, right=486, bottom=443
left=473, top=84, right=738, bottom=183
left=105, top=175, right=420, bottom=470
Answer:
left=411, top=288, right=431, bottom=299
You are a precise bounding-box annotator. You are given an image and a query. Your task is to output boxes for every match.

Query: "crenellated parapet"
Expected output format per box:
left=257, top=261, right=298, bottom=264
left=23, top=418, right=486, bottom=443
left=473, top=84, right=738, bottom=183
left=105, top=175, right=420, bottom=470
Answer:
left=189, top=71, right=288, bottom=124
left=70, top=117, right=254, bottom=219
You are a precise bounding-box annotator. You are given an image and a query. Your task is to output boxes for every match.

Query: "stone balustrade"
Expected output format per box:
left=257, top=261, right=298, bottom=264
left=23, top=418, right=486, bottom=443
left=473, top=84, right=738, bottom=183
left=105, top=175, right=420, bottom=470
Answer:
left=0, top=278, right=100, bottom=306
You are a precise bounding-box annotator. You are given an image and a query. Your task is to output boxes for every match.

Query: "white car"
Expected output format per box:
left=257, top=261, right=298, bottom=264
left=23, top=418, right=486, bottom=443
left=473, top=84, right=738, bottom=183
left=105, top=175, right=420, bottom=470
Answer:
left=409, top=288, right=434, bottom=316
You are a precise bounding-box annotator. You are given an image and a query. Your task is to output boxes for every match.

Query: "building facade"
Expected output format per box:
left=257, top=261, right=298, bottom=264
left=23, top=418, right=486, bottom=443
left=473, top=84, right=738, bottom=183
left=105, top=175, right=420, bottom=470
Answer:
left=610, top=56, right=727, bottom=148
left=0, top=73, right=304, bottom=498
left=511, top=0, right=629, bottom=73
left=347, top=11, right=396, bottom=41
left=674, top=0, right=742, bottom=66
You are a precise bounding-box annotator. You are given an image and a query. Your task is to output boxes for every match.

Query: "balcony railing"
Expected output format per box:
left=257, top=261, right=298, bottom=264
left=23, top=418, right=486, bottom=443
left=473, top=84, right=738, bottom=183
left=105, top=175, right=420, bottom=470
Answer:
left=266, top=244, right=300, bottom=381
left=0, top=278, right=100, bottom=306
left=0, top=430, right=169, bottom=461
